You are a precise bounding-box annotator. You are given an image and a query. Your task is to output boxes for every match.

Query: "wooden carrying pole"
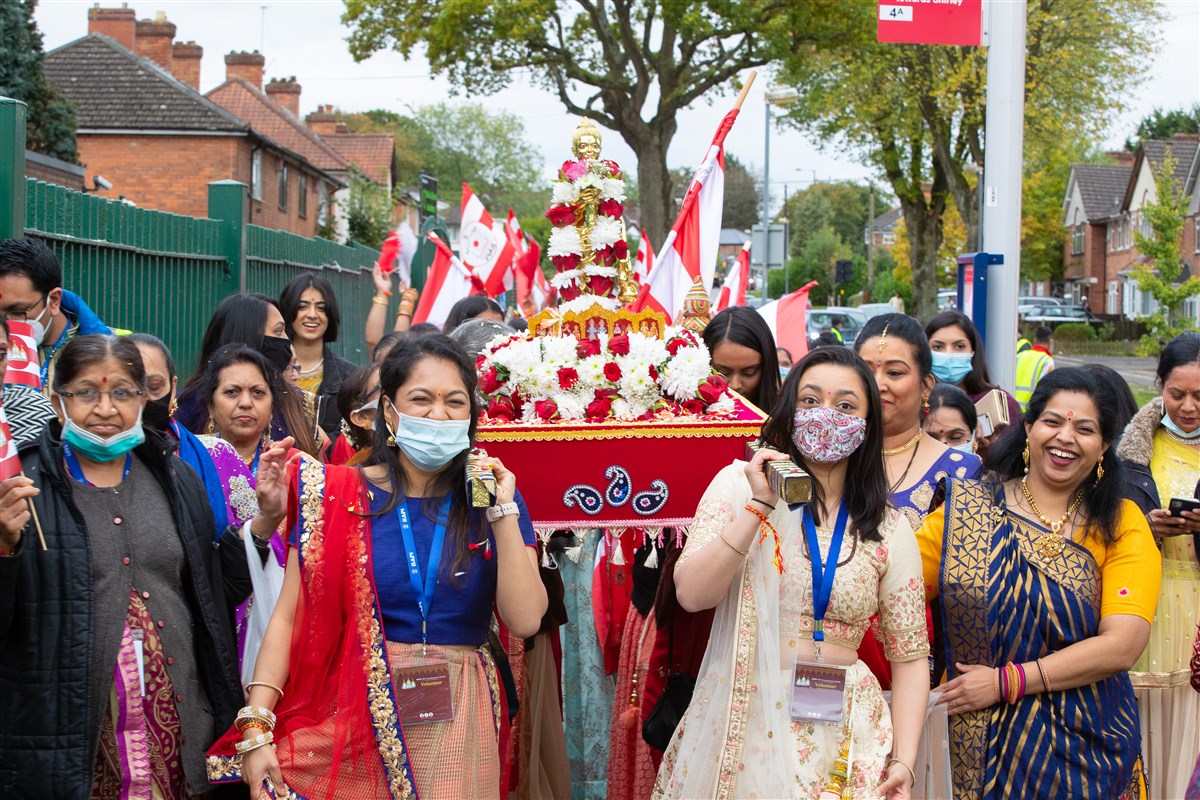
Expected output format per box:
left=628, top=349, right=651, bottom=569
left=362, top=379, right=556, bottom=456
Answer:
left=734, top=71, right=757, bottom=110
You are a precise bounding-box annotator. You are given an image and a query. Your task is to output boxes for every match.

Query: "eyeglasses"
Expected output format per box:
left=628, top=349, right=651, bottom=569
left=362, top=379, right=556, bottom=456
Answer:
left=1, top=294, right=48, bottom=323
left=59, top=387, right=145, bottom=406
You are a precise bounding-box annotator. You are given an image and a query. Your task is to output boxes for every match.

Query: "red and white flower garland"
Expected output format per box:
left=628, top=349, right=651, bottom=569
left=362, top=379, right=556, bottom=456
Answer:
left=546, top=158, right=630, bottom=309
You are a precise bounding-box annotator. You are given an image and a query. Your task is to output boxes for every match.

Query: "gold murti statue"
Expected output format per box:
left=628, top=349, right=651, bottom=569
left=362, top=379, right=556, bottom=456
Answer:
left=570, top=119, right=639, bottom=304
left=679, top=276, right=712, bottom=334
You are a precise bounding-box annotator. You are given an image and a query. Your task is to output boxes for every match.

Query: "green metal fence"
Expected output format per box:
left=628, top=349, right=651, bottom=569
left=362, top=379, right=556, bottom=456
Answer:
left=1, top=96, right=380, bottom=377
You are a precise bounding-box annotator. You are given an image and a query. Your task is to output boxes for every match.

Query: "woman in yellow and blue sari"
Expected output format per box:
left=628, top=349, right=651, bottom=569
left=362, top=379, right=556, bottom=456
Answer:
left=917, top=367, right=1161, bottom=799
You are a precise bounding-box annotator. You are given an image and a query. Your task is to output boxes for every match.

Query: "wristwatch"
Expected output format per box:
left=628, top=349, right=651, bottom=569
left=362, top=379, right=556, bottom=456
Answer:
left=486, top=502, right=520, bottom=523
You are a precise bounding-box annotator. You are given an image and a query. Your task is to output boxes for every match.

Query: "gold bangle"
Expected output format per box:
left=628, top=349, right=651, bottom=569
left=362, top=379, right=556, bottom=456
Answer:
left=372, top=295, right=389, bottom=306
left=718, top=531, right=749, bottom=557
left=396, top=303, right=414, bottom=317
left=1037, top=657, right=1053, bottom=693
left=245, top=681, right=285, bottom=699
left=887, top=758, right=917, bottom=786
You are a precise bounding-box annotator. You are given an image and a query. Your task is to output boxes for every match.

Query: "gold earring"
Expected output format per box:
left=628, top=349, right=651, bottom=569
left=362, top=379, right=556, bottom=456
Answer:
left=1022, top=444, right=1030, bottom=474
left=169, top=397, right=178, bottom=417
left=261, top=429, right=272, bottom=452
left=204, top=417, right=215, bottom=436
left=1096, top=458, right=1104, bottom=484
left=923, top=396, right=930, bottom=414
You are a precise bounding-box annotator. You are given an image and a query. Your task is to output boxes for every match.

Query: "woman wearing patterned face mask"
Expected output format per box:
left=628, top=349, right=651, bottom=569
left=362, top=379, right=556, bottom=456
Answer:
left=0, top=335, right=251, bottom=797
left=925, top=312, right=1020, bottom=450
left=1117, top=331, right=1200, bottom=799
left=655, top=345, right=929, bottom=800
left=208, top=334, right=547, bottom=798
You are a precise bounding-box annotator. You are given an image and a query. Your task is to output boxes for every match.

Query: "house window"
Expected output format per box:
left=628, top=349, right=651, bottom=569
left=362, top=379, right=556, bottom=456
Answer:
left=251, top=151, right=263, bottom=201
left=298, top=173, right=308, bottom=219
left=882, top=232, right=895, bottom=245
left=1071, top=224, right=1084, bottom=255
left=1194, top=217, right=1199, bottom=254
left=278, top=161, right=289, bottom=212
left=317, top=183, right=328, bottom=226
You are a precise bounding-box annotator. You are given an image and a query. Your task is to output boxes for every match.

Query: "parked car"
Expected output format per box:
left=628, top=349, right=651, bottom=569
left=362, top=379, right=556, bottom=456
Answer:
left=937, top=290, right=957, bottom=311
left=807, top=307, right=867, bottom=345
left=1018, top=295, right=1063, bottom=319
left=857, top=302, right=894, bottom=320
left=1021, top=305, right=1101, bottom=329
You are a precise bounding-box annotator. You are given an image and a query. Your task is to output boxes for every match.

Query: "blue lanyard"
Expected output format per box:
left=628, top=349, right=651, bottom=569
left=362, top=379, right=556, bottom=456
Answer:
left=248, top=443, right=262, bottom=476
left=39, top=325, right=71, bottom=386
left=397, top=496, right=452, bottom=652
left=802, top=501, right=849, bottom=655
left=63, top=443, right=131, bottom=486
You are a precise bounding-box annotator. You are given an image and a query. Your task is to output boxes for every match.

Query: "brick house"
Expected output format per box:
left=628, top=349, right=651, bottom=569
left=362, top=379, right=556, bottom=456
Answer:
left=43, top=7, right=344, bottom=237
left=1062, top=135, right=1200, bottom=320
left=869, top=207, right=902, bottom=250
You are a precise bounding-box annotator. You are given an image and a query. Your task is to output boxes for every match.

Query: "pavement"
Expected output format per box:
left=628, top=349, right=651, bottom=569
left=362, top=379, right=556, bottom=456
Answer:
left=1053, top=354, right=1158, bottom=387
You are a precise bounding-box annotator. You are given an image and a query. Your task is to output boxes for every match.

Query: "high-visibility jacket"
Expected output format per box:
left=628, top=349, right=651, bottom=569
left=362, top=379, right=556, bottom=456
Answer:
left=1016, top=337, right=1032, bottom=354
left=1014, top=349, right=1053, bottom=411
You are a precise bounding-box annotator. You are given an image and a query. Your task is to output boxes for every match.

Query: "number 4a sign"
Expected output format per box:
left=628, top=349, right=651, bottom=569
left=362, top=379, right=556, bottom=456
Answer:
left=878, top=0, right=983, bottom=47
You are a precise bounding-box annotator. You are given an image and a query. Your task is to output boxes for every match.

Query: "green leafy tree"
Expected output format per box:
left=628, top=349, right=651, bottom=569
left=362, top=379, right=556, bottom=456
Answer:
left=341, top=0, right=858, bottom=245
left=0, top=0, right=77, bottom=161
left=781, top=181, right=889, bottom=259
left=722, top=153, right=759, bottom=231
left=1125, top=105, right=1200, bottom=151
left=777, top=0, right=1161, bottom=319
left=346, top=170, right=394, bottom=246
left=1130, top=151, right=1198, bottom=352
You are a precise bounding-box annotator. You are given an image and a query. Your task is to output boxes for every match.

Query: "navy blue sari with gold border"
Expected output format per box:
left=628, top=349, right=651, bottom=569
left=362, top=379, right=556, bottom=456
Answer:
left=939, top=479, right=1142, bottom=799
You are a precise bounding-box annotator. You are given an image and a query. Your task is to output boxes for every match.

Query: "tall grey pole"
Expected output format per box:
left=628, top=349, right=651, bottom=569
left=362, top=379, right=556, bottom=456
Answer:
left=761, top=101, right=770, bottom=301
left=982, top=0, right=1025, bottom=393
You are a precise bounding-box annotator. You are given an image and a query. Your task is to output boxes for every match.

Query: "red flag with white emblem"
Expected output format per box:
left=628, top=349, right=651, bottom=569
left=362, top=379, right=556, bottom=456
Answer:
left=716, top=243, right=751, bottom=311
left=3, top=321, right=41, bottom=390
left=460, top=184, right=515, bottom=297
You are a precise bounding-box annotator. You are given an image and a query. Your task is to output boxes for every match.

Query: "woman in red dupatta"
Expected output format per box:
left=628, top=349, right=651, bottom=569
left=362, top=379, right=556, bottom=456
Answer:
left=207, top=334, right=547, bottom=799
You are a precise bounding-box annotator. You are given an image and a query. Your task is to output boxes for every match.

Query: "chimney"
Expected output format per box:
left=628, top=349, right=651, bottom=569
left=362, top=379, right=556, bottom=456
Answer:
left=306, top=104, right=340, bottom=135
left=87, top=4, right=136, bottom=52
left=225, top=51, right=265, bottom=91
left=265, top=76, right=302, bottom=118
left=1107, top=150, right=1136, bottom=167
left=134, top=12, right=176, bottom=71
left=172, top=41, right=202, bottom=90
left=335, top=122, right=349, bottom=134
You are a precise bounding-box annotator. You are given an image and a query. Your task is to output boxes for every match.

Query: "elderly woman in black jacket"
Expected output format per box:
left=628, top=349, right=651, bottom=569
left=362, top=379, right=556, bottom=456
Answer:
left=0, top=334, right=256, bottom=800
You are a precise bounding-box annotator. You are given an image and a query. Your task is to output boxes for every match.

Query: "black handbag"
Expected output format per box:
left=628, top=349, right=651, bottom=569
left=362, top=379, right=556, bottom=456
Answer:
left=642, top=622, right=694, bottom=751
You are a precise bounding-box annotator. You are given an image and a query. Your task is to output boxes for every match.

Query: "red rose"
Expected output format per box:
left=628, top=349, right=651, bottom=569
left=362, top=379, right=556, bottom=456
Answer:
left=560, top=284, right=581, bottom=303
left=666, top=337, right=690, bottom=356
left=608, top=334, right=631, bottom=356
left=604, top=362, right=623, bottom=382
left=681, top=398, right=706, bottom=416
left=557, top=367, right=579, bottom=390
left=595, top=387, right=618, bottom=402
left=589, top=275, right=615, bottom=297
left=546, top=204, right=577, bottom=227
left=486, top=396, right=517, bottom=421
left=698, top=374, right=728, bottom=406
left=534, top=399, right=559, bottom=421
left=478, top=366, right=503, bottom=394
left=585, top=397, right=613, bottom=419
left=592, top=245, right=614, bottom=266
left=475, top=354, right=487, bottom=370
left=613, top=240, right=629, bottom=260
left=648, top=364, right=659, bottom=381
left=576, top=338, right=601, bottom=358
left=561, top=160, right=587, bottom=180
left=599, top=198, right=624, bottom=218
left=550, top=253, right=581, bottom=271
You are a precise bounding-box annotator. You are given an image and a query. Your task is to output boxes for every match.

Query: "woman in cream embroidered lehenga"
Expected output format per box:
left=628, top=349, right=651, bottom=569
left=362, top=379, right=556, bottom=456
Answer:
left=654, top=346, right=929, bottom=800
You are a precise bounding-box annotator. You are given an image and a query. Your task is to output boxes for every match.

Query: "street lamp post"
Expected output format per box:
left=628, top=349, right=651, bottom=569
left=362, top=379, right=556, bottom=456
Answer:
left=761, top=88, right=800, bottom=302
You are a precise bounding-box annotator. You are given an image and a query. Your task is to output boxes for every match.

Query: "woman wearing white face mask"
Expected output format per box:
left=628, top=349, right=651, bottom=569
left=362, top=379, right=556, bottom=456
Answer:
left=923, top=383, right=979, bottom=455
left=208, top=334, right=548, bottom=799
left=656, top=346, right=929, bottom=800
left=327, top=363, right=381, bottom=466
left=0, top=334, right=252, bottom=797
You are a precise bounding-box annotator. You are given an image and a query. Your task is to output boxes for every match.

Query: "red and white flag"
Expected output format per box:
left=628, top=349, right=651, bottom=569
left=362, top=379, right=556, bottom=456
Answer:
left=4, top=321, right=41, bottom=390
left=412, top=232, right=484, bottom=329
left=634, top=107, right=739, bottom=321
left=634, top=230, right=654, bottom=285
left=759, top=280, right=819, bottom=362
left=716, top=243, right=751, bottom=311
left=0, top=403, right=22, bottom=481
left=460, top=184, right=514, bottom=297
left=375, top=221, right=419, bottom=285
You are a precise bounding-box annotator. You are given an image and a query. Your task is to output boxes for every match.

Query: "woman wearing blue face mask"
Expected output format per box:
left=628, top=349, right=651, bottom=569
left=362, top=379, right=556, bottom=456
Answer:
left=0, top=334, right=253, bottom=797
left=208, top=333, right=548, bottom=798
left=1116, top=331, right=1200, bottom=799
left=923, top=383, right=978, bottom=455
left=925, top=312, right=1020, bottom=447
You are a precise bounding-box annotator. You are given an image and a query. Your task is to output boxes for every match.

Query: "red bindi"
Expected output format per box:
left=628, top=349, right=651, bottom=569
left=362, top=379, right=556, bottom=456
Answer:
left=101, top=377, right=107, bottom=383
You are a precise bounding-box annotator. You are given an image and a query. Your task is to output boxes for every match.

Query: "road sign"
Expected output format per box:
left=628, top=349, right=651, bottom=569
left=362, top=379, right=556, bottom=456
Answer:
left=418, top=171, right=438, bottom=226
left=751, top=223, right=790, bottom=270
left=877, top=0, right=983, bottom=46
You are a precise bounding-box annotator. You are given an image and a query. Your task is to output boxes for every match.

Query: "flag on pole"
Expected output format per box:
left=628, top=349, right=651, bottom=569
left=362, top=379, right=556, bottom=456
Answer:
left=528, top=235, right=552, bottom=310
left=374, top=221, right=419, bottom=285
left=412, top=232, right=484, bottom=329
left=0, top=402, right=22, bottom=482
left=634, top=107, right=739, bottom=321
left=634, top=229, right=654, bottom=285
left=760, top=280, right=819, bottom=362
left=716, top=243, right=751, bottom=311
left=4, top=321, right=42, bottom=389
left=460, top=184, right=515, bottom=297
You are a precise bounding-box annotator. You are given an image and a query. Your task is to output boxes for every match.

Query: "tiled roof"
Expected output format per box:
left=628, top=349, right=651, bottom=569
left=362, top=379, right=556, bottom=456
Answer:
left=1143, top=138, right=1199, bottom=189
left=207, top=78, right=350, bottom=172
left=1071, top=164, right=1131, bottom=221
left=45, top=34, right=247, bottom=132
left=872, top=206, right=902, bottom=232
left=719, top=227, right=750, bottom=246
left=319, top=133, right=395, bottom=185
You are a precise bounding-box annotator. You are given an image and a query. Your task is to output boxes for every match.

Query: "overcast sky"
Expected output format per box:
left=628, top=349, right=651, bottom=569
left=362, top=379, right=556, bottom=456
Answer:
left=35, top=0, right=1200, bottom=212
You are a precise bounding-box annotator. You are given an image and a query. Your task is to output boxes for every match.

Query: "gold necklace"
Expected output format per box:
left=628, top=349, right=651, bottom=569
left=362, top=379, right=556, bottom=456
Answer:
left=883, top=430, right=922, bottom=457
left=1019, top=478, right=1084, bottom=561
